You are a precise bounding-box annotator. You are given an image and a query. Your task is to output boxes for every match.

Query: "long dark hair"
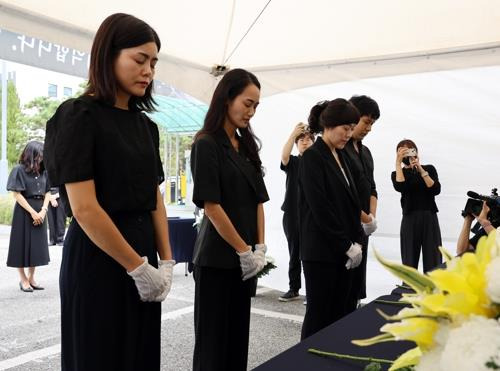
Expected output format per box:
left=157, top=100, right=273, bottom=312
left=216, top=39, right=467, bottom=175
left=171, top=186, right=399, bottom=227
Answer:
left=85, top=13, right=161, bottom=112
left=19, top=141, right=44, bottom=175
left=194, top=68, right=263, bottom=175
left=308, top=98, right=360, bottom=134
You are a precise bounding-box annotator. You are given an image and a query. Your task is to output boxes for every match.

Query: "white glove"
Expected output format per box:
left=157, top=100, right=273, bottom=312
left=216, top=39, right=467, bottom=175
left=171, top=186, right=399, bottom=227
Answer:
left=362, top=214, right=377, bottom=236
left=254, top=243, right=267, bottom=266
left=153, top=259, right=176, bottom=302
left=127, top=257, right=167, bottom=302
left=345, top=243, right=363, bottom=269
left=237, top=247, right=265, bottom=281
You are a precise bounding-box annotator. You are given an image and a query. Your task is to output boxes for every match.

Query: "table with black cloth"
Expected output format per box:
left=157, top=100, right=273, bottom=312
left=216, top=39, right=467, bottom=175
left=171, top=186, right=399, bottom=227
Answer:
left=254, top=290, right=415, bottom=371
left=167, top=217, right=197, bottom=274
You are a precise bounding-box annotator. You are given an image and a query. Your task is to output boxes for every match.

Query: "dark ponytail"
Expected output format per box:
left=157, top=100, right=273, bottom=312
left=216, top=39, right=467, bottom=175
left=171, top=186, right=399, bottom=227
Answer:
left=308, top=100, right=329, bottom=134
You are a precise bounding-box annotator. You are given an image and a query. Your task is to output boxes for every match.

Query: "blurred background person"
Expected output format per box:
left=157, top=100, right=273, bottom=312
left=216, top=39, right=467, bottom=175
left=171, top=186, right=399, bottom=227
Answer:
left=279, top=122, right=314, bottom=302
left=47, top=186, right=66, bottom=245
left=6, top=141, right=50, bottom=292
left=343, top=95, right=380, bottom=310
left=391, top=139, right=442, bottom=272
left=299, top=99, right=364, bottom=340
left=457, top=201, right=496, bottom=255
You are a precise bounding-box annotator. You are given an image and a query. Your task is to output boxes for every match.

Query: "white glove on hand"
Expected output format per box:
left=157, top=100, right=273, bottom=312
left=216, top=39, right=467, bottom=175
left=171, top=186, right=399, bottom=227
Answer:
left=254, top=243, right=267, bottom=266
left=237, top=247, right=265, bottom=281
left=127, top=257, right=167, bottom=302
left=345, top=243, right=363, bottom=270
left=154, top=259, right=176, bottom=302
left=362, top=214, right=377, bottom=236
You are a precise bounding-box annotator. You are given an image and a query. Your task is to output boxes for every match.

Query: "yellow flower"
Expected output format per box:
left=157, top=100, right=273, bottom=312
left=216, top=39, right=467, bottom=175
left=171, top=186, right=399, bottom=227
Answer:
left=380, top=317, right=438, bottom=350
left=388, top=347, right=422, bottom=371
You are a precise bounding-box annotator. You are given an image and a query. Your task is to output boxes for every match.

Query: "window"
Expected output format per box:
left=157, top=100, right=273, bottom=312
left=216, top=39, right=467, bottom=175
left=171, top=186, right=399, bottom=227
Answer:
left=63, top=87, right=72, bottom=97
left=48, top=84, right=57, bottom=98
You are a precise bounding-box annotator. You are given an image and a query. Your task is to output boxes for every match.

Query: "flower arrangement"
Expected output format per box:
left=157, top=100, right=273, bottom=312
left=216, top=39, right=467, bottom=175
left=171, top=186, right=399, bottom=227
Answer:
left=352, top=228, right=500, bottom=370
left=256, top=256, right=277, bottom=278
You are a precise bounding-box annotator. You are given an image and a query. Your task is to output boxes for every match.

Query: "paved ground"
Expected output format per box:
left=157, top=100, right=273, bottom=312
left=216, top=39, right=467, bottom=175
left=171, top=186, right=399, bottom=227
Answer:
left=0, top=223, right=307, bottom=371
left=0, top=205, right=456, bottom=370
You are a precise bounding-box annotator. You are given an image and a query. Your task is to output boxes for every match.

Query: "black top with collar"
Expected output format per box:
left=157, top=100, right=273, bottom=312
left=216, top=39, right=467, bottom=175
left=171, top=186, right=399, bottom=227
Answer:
left=342, top=139, right=377, bottom=213
left=298, top=137, right=363, bottom=262
left=190, top=129, right=269, bottom=269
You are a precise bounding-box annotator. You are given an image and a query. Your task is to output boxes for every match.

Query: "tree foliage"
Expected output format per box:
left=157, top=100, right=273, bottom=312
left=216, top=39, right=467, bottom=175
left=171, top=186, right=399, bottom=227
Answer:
left=0, top=81, right=27, bottom=167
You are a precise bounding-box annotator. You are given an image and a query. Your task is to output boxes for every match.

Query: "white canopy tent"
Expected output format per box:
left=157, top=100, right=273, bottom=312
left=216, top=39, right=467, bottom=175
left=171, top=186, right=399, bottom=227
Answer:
left=1, top=0, right=500, bottom=103
left=1, top=1, right=500, bottom=297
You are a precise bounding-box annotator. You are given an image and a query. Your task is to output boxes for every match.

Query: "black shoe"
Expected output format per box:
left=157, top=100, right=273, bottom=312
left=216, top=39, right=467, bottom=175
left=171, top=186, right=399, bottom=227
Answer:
left=19, top=282, right=33, bottom=292
left=278, top=290, right=300, bottom=302
left=30, top=283, right=45, bottom=290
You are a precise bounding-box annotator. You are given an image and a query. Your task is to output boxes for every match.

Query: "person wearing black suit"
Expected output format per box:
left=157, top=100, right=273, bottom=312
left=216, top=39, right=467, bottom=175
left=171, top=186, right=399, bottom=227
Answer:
left=343, top=95, right=380, bottom=311
left=299, top=99, right=365, bottom=340
left=190, top=69, right=269, bottom=371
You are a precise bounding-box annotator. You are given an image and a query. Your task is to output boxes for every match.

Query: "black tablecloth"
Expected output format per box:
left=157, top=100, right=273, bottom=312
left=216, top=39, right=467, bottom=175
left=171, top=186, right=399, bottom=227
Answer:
left=254, top=294, right=414, bottom=371
left=168, top=217, right=197, bottom=264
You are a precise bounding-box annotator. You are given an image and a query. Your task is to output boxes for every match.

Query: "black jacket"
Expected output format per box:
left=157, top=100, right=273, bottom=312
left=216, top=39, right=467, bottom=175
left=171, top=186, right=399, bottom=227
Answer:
left=299, top=137, right=363, bottom=262
left=342, top=139, right=377, bottom=213
left=190, top=129, right=269, bottom=269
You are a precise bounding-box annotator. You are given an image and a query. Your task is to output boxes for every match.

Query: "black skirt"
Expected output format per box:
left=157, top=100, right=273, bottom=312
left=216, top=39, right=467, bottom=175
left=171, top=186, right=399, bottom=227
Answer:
left=7, top=199, right=50, bottom=268
left=60, top=212, right=161, bottom=371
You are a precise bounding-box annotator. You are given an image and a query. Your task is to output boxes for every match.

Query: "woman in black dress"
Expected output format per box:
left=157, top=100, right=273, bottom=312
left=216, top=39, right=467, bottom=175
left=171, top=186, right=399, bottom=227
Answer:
left=299, top=99, right=365, bottom=340
left=190, top=68, right=269, bottom=371
left=44, top=14, right=174, bottom=370
left=7, top=141, right=50, bottom=292
left=391, top=139, right=442, bottom=272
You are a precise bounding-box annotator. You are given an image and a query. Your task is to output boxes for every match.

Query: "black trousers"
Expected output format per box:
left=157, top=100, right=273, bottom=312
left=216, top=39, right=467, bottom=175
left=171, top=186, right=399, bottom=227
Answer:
left=282, top=214, right=301, bottom=292
left=301, top=260, right=353, bottom=340
left=400, top=210, right=442, bottom=273
left=345, top=234, right=368, bottom=312
left=47, top=202, right=66, bottom=244
left=193, top=265, right=254, bottom=371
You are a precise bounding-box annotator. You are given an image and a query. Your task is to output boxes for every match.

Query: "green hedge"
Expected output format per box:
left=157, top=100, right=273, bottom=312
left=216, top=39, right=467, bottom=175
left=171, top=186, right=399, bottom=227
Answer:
left=0, top=194, right=15, bottom=225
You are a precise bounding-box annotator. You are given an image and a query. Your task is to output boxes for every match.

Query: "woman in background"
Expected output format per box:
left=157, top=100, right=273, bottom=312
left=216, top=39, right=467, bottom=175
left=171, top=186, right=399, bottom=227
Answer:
left=6, top=140, right=50, bottom=292
left=391, top=139, right=442, bottom=272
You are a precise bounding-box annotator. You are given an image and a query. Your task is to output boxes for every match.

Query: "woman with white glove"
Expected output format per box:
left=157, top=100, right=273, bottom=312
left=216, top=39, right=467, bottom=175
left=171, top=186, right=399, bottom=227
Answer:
left=299, top=99, right=365, bottom=340
left=190, top=69, right=269, bottom=371
left=44, top=14, right=174, bottom=371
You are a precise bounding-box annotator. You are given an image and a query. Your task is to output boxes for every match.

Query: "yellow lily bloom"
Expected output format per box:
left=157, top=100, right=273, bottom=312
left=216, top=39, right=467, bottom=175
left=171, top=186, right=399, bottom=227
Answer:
left=381, top=317, right=438, bottom=350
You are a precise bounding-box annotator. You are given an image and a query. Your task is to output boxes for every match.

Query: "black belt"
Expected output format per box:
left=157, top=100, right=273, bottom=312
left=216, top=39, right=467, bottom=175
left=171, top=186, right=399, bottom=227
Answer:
left=26, top=195, right=44, bottom=199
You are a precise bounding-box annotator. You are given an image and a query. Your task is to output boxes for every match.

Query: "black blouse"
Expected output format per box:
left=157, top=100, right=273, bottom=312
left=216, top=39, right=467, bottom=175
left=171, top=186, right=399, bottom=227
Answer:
left=44, top=96, right=164, bottom=217
left=391, top=165, right=440, bottom=215
left=190, top=129, right=269, bottom=269
left=7, top=165, right=50, bottom=197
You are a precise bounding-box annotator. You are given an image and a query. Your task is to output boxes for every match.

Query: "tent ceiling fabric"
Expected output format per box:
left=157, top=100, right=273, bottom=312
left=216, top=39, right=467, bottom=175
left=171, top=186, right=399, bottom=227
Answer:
left=1, top=0, right=500, bottom=102
left=147, top=95, right=207, bottom=134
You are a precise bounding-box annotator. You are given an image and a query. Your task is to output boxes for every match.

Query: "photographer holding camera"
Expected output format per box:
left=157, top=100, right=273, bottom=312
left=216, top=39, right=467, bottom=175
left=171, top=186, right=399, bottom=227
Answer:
left=391, top=139, right=442, bottom=272
left=456, top=190, right=498, bottom=255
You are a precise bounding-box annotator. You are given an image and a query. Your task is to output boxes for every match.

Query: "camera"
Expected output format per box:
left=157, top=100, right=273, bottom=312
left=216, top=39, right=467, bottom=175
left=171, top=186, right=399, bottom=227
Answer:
left=402, top=148, right=417, bottom=165
left=462, top=188, right=500, bottom=229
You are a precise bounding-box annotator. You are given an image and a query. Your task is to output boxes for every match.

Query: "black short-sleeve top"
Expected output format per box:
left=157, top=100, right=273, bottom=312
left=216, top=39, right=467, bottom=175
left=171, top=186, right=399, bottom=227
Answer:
left=44, top=96, right=164, bottom=217
left=7, top=165, right=50, bottom=197
left=190, top=129, right=269, bottom=269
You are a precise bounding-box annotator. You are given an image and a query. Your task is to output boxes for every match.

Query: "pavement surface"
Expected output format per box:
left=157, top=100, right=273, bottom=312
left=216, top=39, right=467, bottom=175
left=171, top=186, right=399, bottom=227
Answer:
left=0, top=222, right=306, bottom=371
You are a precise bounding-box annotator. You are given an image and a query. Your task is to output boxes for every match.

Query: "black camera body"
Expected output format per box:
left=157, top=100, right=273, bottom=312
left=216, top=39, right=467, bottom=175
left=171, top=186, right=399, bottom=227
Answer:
left=462, top=188, right=500, bottom=228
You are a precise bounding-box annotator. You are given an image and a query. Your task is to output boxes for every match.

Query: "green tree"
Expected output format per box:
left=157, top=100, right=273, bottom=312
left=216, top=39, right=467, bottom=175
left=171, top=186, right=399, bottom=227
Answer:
left=0, top=81, right=27, bottom=167
left=21, top=96, right=61, bottom=141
